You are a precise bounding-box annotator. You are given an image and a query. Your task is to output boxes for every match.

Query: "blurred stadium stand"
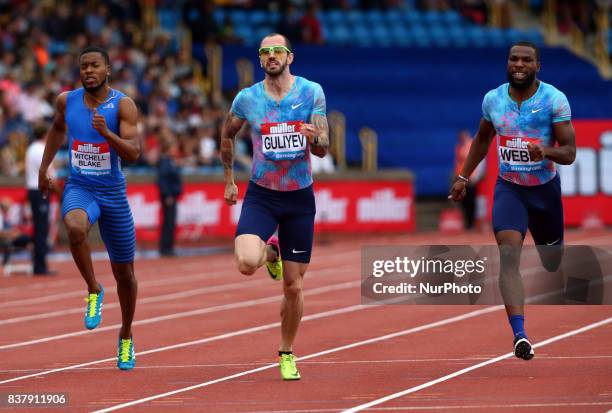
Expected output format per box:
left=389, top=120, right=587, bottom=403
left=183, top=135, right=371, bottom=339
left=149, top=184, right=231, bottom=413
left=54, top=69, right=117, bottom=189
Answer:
left=1, top=0, right=611, bottom=199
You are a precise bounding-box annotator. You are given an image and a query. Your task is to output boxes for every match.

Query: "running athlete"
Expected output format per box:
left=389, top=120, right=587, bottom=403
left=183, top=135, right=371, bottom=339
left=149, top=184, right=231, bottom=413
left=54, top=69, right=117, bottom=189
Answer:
left=449, top=42, right=576, bottom=360
left=221, top=33, right=329, bottom=380
left=39, top=46, right=140, bottom=370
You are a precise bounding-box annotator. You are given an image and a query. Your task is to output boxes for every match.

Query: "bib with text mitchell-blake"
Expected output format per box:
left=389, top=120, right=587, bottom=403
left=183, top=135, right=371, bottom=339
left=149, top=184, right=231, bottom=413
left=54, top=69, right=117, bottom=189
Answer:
left=71, top=139, right=111, bottom=176
left=498, top=135, right=544, bottom=173
left=261, top=121, right=306, bottom=161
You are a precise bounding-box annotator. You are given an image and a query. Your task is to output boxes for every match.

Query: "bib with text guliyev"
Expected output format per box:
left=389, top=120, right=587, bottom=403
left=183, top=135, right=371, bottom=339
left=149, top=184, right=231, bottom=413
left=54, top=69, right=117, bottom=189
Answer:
left=498, top=135, right=543, bottom=173
left=261, top=121, right=306, bottom=161
left=71, top=139, right=111, bottom=176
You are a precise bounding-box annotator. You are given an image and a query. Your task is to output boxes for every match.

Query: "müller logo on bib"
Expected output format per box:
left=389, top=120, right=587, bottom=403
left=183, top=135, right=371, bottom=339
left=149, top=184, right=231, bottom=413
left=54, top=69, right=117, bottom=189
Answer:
left=261, top=121, right=306, bottom=161
left=71, top=139, right=111, bottom=175
left=498, top=135, right=542, bottom=169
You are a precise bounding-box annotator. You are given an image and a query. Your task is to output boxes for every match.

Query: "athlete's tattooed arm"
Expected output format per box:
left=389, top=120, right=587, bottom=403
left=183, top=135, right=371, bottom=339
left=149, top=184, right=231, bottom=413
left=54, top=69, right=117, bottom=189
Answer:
left=221, top=111, right=246, bottom=205
left=528, top=120, right=576, bottom=165
left=301, top=114, right=329, bottom=158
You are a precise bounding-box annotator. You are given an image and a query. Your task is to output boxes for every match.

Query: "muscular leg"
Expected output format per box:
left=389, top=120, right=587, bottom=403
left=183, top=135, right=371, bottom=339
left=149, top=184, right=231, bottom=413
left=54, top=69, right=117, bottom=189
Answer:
left=279, top=261, right=308, bottom=352
left=64, top=209, right=99, bottom=294
left=496, top=230, right=524, bottom=317
left=235, top=234, right=277, bottom=275
left=111, top=261, right=138, bottom=339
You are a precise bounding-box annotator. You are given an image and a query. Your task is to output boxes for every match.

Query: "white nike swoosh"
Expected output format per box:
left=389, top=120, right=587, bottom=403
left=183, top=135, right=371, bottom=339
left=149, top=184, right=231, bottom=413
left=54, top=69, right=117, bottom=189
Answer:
left=291, top=103, right=303, bottom=110
left=292, top=249, right=307, bottom=254
left=546, top=238, right=561, bottom=245
left=531, top=108, right=542, bottom=113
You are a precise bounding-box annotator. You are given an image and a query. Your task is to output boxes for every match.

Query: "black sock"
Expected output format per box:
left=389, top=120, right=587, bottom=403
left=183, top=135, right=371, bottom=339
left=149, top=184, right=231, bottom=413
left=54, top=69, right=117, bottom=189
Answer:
left=278, top=351, right=292, bottom=356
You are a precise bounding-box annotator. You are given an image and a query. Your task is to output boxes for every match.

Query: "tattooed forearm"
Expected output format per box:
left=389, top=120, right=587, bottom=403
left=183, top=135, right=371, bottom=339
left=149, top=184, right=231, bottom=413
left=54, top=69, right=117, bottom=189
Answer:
left=310, top=114, right=329, bottom=158
left=220, top=112, right=245, bottom=182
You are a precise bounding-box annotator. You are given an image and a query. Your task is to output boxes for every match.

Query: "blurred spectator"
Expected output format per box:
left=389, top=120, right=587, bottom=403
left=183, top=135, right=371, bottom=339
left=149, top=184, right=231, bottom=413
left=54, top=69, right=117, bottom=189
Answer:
left=458, top=0, right=488, bottom=25
left=0, top=197, right=33, bottom=271
left=311, top=152, right=336, bottom=174
left=301, top=2, right=323, bottom=44
left=183, top=0, right=220, bottom=44
left=157, top=135, right=183, bottom=256
left=454, top=129, right=484, bottom=230
left=25, top=123, right=55, bottom=275
left=277, top=3, right=303, bottom=44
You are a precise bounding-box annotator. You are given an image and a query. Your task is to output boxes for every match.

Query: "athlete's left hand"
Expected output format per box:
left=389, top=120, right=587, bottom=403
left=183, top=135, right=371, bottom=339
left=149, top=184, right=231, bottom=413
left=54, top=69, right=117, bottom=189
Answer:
left=92, top=109, right=110, bottom=138
left=527, top=142, right=546, bottom=162
left=300, top=123, right=320, bottom=144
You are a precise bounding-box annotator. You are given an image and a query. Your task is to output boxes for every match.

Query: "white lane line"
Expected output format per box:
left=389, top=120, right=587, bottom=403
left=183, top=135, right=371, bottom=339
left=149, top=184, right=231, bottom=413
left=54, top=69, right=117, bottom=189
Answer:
left=0, top=247, right=356, bottom=307
left=0, top=303, right=365, bottom=384
left=343, top=316, right=612, bottom=413
left=0, top=260, right=242, bottom=308
left=0, top=266, right=340, bottom=325
left=0, top=276, right=272, bottom=326
left=0, top=279, right=357, bottom=351
left=234, top=402, right=612, bottom=413
left=89, top=306, right=502, bottom=413
left=5, top=353, right=612, bottom=373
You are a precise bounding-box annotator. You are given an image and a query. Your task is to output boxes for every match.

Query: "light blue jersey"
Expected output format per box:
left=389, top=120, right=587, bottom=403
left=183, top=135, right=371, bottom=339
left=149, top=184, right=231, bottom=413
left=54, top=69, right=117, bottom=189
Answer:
left=482, top=81, right=571, bottom=186
left=231, top=76, right=326, bottom=191
left=66, top=88, right=126, bottom=187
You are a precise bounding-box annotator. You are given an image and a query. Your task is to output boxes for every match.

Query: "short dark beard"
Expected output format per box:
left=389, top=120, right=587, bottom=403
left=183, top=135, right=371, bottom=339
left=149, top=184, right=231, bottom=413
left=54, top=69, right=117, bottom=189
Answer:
left=82, top=77, right=107, bottom=94
left=507, top=69, right=536, bottom=90
left=264, top=61, right=287, bottom=77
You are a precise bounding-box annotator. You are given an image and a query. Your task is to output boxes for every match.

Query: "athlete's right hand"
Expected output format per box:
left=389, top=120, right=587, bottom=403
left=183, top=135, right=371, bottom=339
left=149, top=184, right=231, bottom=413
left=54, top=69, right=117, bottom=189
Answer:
left=224, top=182, right=238, bottom=206
left=38, top=169, right=52, bottom=199
left=448, top=179, right=468, bottom=202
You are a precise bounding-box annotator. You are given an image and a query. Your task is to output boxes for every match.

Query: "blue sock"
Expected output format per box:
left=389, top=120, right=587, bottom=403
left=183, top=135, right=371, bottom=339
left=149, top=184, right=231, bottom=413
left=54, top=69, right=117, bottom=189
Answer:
left=509, top=315, right=527, bottom=340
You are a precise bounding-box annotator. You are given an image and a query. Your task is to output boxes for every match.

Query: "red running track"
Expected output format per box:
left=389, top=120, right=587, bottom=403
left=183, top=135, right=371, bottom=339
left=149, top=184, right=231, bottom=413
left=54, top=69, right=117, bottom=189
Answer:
left=0, top=229, right=611, bottom=412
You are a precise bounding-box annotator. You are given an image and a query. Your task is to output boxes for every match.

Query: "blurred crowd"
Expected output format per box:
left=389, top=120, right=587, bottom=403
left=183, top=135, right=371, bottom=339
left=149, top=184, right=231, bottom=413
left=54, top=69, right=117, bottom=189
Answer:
left=0, top=0, right=606, bottom=180
left=0, top=0, right=247, bottom=180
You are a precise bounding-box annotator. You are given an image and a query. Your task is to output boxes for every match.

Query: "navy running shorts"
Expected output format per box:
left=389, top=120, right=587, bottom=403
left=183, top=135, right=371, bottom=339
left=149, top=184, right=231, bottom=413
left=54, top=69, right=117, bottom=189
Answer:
left=236, top=181, right=316, bottom=263
left=62, top=182, right=136, bottom=263
left=492, top=173, right=564, bottom=245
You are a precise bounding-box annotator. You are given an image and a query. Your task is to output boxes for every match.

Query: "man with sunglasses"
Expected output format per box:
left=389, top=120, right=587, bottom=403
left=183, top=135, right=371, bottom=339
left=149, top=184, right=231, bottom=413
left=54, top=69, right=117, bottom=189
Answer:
left=221, top=33, right=329, bottom=380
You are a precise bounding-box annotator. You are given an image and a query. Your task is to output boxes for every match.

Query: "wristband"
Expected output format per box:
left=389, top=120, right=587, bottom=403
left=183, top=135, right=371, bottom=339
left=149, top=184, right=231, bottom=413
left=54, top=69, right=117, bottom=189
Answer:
left=457, top=174, right=469, bottom=183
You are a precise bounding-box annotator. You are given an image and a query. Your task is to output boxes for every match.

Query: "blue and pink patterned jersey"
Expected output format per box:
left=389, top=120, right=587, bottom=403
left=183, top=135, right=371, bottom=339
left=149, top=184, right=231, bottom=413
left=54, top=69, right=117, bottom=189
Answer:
left=231, top=76, right=326, bottom=191
left=482, top=81, right=571, bottom=186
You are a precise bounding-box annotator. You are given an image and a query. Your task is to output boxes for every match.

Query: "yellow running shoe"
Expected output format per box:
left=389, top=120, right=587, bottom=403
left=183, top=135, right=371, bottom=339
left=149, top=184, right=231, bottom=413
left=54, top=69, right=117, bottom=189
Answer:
left=265, top=236, right=283, bottom=281
left=278, top=353, right=301, bottom=380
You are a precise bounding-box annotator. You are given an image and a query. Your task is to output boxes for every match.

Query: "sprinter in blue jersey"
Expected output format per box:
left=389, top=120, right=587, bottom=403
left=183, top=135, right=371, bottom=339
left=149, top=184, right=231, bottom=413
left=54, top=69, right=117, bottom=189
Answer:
left=39, top=46, right=140, bottom=370
left=450, top=42, right=576, bottom=360
left=221, top=33, right=329, bottom=380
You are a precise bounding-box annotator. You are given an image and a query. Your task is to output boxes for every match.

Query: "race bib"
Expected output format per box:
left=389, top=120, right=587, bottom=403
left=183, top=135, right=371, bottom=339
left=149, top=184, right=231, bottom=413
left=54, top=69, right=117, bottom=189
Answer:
left=71, top=140, right=111, bottom=176
left=498, top=136, right=543, bottom=172
left=261, top=121, right=306, bottom=161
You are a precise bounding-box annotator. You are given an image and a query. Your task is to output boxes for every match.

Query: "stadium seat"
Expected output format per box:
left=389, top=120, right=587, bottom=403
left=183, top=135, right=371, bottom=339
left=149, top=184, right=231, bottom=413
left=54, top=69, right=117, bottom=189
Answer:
left=229, top=9, right=249, bottom=26
left=365, top=10, right=385, bottom=27
left=371, top=25, right=392, bottom=46
left=430, top=25, right=451, bottom=47
left=442, top=10, right=463, bottom=25
left=249, top=10, right=268, bottom=27
left=487, top=28, right=507, bottom=47
left=467, top=26, right=488, bottom=47
left=346, top=10, right=365, bottom=27
left=212, top=9, right=224, bottom=25
left=391, top=25, right=412, bottom=46
left=352, top=25, right=373, bottom=46
left=328, top=25, right=351, bottom=45
left=423, top=10, right=443, bottom=25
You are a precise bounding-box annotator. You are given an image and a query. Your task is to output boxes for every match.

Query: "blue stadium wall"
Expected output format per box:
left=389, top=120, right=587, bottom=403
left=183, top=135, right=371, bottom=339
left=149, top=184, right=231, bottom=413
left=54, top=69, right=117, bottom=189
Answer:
left=217, top=46, right=612, bottom=196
